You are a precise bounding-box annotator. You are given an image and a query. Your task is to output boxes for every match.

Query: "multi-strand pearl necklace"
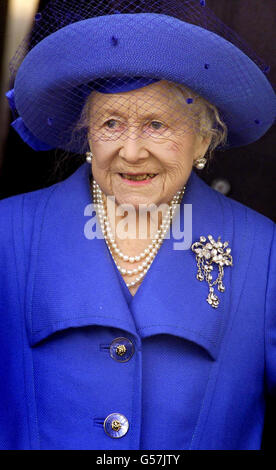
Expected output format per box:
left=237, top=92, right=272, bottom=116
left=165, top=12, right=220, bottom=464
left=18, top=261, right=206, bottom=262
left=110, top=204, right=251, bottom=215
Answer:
left=91, top=178, right=186, bottom=288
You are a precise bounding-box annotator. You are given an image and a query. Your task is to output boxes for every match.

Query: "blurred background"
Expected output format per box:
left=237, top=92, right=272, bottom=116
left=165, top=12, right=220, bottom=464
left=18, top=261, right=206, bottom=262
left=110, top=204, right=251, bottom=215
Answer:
left=0, top=0, right=275, bottom=449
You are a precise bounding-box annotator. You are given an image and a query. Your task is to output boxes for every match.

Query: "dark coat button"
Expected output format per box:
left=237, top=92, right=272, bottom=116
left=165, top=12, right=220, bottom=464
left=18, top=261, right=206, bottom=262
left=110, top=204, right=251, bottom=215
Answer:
left=110, top=337, right=134, bottom=362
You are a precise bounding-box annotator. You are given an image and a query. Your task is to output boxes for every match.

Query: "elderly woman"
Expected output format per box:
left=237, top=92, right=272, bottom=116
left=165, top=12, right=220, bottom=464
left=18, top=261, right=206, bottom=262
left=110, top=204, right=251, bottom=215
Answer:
left=0, top=0, right=275, bottom=450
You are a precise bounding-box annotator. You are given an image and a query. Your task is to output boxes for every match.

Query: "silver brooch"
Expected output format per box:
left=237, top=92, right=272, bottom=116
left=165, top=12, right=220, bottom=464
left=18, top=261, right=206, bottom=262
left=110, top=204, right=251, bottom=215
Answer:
left=191, top=235, right=233, bottom=308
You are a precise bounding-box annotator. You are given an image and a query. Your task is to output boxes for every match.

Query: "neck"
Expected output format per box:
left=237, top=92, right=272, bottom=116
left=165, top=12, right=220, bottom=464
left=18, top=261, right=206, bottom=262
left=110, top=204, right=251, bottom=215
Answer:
left=91, top=177, right=185, bottom=289
left=102, top=194, right=165, bottom=242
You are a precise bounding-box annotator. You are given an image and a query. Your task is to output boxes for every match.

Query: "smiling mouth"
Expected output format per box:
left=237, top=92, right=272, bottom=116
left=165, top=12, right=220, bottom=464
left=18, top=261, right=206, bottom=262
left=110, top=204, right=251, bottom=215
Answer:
left=119, top=173, right=157, bottom=181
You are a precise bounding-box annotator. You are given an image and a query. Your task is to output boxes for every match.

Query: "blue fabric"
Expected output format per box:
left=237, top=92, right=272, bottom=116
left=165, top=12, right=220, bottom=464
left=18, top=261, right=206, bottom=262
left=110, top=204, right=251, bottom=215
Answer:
left=0, top=163, right=275, bottom=450
left=6, top=89, right=55, bottom=151
left=94, top=77, right=160, bottom=94
left=11, top=117, right=55, bottom=151
left=112, top=256, right=133, bottom=307
left=12, top=13, right=276, bottom=152
left=5, top=88, right=16, bottom=112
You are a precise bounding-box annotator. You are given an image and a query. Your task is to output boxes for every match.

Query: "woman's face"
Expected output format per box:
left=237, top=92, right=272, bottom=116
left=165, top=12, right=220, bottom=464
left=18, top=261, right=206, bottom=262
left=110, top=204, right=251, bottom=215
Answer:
left=88, top=80, right=211, bottom=208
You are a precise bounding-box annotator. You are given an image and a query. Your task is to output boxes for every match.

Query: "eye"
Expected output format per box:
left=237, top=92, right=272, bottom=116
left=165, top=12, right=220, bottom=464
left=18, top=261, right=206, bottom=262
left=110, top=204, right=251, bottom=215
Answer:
left=150, top=121, right=164, bottom=130
left=104, top=119, right=118, bottom=129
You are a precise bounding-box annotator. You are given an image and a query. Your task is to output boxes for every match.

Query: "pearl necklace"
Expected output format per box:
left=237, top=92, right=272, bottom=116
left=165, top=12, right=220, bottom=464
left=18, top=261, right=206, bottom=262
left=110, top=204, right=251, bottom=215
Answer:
left=91, top=178, right=186, bottom=287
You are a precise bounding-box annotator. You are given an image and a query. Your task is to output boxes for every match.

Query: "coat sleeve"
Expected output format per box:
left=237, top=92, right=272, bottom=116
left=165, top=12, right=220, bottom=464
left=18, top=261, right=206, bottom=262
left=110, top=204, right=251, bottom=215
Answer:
left=265, top=222, right=276, bottom=396
left=0, top=195, right=30, bottom=449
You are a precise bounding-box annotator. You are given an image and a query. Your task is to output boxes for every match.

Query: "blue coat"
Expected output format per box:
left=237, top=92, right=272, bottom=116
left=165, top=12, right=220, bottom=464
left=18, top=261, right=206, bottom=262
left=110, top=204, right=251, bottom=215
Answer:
left=0, top=162, right=275, bottom=450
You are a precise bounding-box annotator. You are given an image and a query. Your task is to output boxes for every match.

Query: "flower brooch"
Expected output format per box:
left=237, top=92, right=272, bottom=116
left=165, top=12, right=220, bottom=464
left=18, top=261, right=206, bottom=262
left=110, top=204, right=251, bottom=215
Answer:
left=191, top=235, right=233, bottom=308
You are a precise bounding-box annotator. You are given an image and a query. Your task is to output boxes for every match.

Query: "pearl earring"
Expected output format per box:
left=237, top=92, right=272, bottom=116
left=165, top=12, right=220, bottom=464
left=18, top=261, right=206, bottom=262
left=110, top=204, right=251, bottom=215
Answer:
left=86, top=151, right=93, bottom=163
left=194, top=157, right=207, bottom=170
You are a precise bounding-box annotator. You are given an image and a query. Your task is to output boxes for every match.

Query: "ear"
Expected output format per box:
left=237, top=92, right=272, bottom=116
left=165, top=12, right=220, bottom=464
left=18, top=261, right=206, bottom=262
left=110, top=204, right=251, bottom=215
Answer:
left=194, top=134, right=212, bottom=162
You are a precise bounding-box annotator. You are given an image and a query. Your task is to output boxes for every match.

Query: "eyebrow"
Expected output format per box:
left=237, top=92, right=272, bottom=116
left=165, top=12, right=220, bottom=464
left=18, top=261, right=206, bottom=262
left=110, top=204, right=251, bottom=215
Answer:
left=93, top=108, right=171, bottom=121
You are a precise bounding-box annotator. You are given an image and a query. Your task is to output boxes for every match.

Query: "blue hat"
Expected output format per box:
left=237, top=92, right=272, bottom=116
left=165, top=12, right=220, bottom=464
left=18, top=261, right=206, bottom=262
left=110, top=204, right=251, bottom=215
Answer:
left=6, top=3, right=276, bottom=152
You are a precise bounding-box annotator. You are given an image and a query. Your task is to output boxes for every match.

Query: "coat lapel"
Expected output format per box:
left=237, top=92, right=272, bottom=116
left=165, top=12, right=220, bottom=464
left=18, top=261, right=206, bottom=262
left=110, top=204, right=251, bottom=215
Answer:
left=26, top=163, right=137, bottom=346
left=27, top=163, right=234, bottom=360
left=131, top=171, right=234, bottom=360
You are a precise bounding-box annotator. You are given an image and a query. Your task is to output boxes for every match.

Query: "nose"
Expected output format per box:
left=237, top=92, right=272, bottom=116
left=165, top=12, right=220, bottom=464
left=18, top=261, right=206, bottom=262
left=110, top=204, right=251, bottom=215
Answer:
left=119, top=127, right=150, bottom=163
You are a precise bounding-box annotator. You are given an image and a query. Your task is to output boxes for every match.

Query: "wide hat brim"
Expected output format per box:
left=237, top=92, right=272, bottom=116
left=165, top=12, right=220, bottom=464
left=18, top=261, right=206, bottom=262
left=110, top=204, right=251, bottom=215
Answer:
left=12, top=13, right=276, bottom=151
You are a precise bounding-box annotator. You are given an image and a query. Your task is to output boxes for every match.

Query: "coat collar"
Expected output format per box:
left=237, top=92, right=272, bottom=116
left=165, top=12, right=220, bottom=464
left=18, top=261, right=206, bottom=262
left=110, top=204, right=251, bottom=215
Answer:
left=27, top=163, right=234, bottom=360
left=131, top=170, right=234, bottom=360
